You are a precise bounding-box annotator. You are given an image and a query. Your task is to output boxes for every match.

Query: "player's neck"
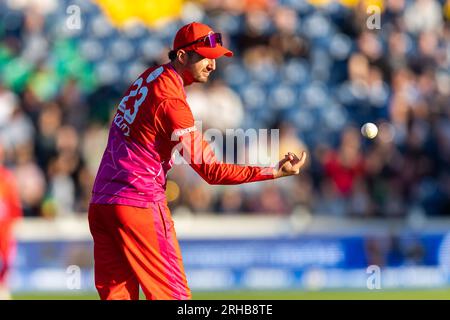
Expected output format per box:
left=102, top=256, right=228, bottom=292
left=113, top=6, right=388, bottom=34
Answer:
left=168, top=62, right=193, bottom=86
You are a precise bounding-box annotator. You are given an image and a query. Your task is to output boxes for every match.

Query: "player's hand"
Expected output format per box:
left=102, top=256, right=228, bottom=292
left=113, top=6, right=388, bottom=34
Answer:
left=273, top=151, right=307, bottom=178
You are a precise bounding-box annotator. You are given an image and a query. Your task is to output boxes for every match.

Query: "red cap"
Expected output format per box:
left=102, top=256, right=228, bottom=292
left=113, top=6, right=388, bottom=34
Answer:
left=172, top=22, right=233, bottom=59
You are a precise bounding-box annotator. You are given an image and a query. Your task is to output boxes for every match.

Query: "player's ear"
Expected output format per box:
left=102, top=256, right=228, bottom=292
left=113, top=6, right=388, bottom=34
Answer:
left=177, top=50, right=189, bottom=66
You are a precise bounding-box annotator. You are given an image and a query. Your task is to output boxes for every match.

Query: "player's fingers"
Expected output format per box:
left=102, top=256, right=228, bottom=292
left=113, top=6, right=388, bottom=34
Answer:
left=292, top=151, right=307, bottom=172
left=299, top=151, right=306, bottom=163
left=288, top=153, right=296, bottom=161
left=286, top=152, right=300, bottom=167
left=278, top=155, right=292, bottom=168
left=287, top=152, right=297, bottom=161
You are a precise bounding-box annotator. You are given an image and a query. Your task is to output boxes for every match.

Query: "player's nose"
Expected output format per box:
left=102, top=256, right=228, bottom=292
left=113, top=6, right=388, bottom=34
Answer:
left=207, top=59, right=216, bottom=71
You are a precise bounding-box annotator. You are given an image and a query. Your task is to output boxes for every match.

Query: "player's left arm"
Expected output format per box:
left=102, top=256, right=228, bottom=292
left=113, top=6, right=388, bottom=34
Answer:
left=156, top=99, right=306, bottom=184
left=184, top=132, right=275, bottom=184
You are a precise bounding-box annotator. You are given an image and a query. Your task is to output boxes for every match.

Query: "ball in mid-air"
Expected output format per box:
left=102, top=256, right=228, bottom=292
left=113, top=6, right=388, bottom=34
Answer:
left=361, top=122, right=378, bottom=139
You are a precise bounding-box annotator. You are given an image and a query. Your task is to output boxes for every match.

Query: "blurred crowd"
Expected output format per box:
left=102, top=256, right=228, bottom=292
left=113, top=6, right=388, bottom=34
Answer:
left=0, top=0, right=449, bottom=218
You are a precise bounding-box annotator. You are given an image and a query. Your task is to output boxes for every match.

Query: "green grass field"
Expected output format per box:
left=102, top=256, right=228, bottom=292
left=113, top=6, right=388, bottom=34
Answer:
left=12, top=288, right=450, bottom=300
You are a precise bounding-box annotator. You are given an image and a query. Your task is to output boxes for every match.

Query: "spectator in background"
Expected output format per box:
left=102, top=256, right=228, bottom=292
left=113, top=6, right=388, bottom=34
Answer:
left=386, top=30, right=410, bottom=76
left=34, top=102, right=61, bottom=170
left=1, top=103, right=35, bottom=157
left=269, top=6, right=309, bottom=60
left=0, top=141, right=22, bottom=300
left=206, top=79, right=245, bottom=131
left=237, top=10, right=271, bottom=52
left=216, top=187, right=245, bottom=213
left=0, top=84, right=19, bottom=130
left=409, top=31, right=439, bottom=74
left=383, top=0, right=407, bottom=27
left=0, top=84, right=35, bottom=164
left=357, top=31, right=383, bottom=66
left=13, top=142, right=46, bottom=217
left=323, top=127, right=365, bottom=197
left=404, top=0, right=443, bottom=34
left=315, top=178, right=347, bottom=216
left=185, top=85, right=209, bottom=121
left=247, top=184, right=290, bottom=214
left=46, top=125, right=80, bottom=217
left=59, top=79, right=90, bottom=132
left=21, top=9, right=48, bottom=65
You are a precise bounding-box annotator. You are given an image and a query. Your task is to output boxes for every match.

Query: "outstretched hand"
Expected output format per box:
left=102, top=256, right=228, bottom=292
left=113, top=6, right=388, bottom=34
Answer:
left=273, top=151, right=307, bottom=179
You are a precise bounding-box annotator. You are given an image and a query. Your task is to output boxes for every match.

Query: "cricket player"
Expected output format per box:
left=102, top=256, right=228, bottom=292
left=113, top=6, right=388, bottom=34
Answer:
left=0, top=142, right=22, bottom=300
left=88, top=22, right=307, bottom=300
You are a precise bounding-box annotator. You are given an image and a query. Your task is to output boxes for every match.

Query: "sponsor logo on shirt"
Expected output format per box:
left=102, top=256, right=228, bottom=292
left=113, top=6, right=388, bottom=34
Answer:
left=173, top=126, right=197, bottom=137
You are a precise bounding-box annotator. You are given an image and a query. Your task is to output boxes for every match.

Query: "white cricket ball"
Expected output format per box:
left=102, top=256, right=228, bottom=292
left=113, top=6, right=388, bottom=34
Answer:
left=361, top=122, right=378, bottom=139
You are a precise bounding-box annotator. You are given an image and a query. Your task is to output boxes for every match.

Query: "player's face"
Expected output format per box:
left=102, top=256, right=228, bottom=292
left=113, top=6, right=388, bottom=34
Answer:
left=186, top=52, right=216, bottom=83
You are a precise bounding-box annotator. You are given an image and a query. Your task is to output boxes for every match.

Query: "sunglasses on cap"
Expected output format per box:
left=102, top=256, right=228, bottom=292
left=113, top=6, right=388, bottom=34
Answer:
left=175, top=33, right=223, bottom=51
